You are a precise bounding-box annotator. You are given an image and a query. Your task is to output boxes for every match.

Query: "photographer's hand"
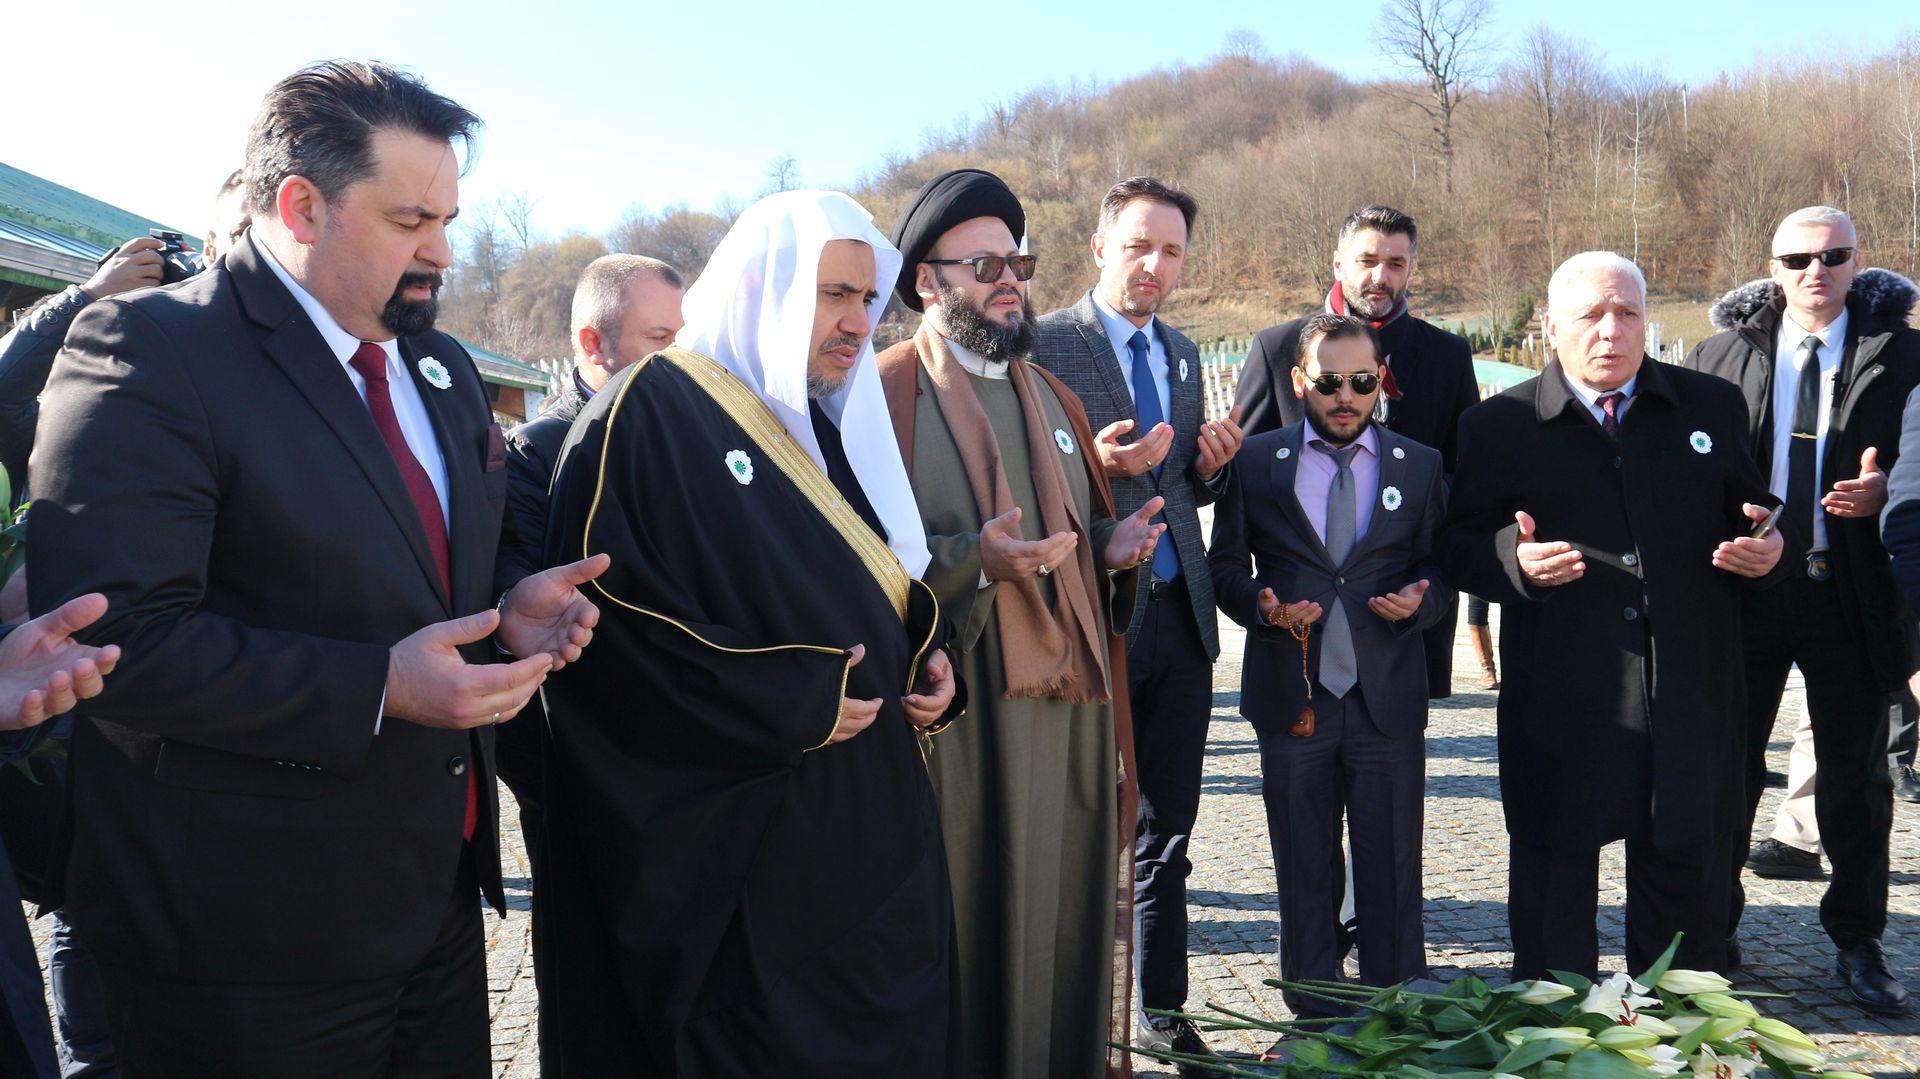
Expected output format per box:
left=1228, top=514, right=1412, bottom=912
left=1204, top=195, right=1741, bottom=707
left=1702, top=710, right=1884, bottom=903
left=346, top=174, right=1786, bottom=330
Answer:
left=82, top=237, right=166, bottom=300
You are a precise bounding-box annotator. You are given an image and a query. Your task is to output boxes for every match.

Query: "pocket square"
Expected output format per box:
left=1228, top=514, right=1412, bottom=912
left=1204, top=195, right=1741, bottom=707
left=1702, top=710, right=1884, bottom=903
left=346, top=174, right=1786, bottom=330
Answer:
left=484, top=423, right=507, bottom=472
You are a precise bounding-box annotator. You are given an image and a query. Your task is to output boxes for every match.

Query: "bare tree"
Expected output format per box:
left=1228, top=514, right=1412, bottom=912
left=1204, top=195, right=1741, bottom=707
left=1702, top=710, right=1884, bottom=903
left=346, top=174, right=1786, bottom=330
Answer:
left=1510, top=27, right=1600, bottom=266
left=762, top=154, right=801, bottom=196
left=1620, top=67, right=1672, bottom=265
left=1378, top=0, right=1494, bottom=195
left=501, top=192, right=538, bottom=253
left=1890, top=35, right=1920, bottom=276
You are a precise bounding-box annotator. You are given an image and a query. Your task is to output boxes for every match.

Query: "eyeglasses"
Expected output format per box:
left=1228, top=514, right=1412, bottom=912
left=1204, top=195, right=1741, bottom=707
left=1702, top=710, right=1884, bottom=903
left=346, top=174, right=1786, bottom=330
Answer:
left=1770, top=247, right=1854, bottom=271
left=924, top=254, right=1039, bottom=283
left=1306, top=372, right=1381, bottom=396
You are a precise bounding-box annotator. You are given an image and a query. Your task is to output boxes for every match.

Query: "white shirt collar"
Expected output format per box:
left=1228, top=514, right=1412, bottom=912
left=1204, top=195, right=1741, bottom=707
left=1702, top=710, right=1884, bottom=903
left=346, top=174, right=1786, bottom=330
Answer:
left=1561, top=367, right=1637, bottom=413
left=1090, top=289, right=1156, bottom=356
left=253, top=237, right=398, bottom=367
left=1780, top=306, right=1849, bottom=362
left=943, top=334, right=1008, bottom=380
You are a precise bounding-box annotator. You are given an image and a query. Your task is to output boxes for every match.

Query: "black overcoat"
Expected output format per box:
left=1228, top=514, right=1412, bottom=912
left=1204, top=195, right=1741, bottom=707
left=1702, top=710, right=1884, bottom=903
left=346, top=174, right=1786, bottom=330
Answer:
left=1437, top=358, right=1775, bottom=850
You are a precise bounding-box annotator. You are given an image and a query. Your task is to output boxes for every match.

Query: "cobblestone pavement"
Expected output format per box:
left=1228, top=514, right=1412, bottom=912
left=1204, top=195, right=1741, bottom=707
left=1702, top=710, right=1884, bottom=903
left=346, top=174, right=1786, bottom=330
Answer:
left=31, top=611, right=1920, bottom=1077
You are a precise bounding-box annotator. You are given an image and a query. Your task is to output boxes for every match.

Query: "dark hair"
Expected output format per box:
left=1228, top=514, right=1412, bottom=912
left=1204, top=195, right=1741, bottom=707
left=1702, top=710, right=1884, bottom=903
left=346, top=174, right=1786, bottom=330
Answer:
left=1338, top=204, right=1418, bottom=255
left=243, top=60, right=480, bottom=218
left=1098, top=176, right=1198, bottom=239
left=1295, top=312, right=1382, bottom=368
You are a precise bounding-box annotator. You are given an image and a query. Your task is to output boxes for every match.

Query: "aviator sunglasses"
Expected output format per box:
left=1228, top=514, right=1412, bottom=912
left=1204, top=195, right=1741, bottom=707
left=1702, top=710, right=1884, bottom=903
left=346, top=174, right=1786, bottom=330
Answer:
left=924, top=254, right=1039, bottom=283
left=1306, top=372, right=1381, bottom=396
left=1770, top=247, right=1855, bottom=271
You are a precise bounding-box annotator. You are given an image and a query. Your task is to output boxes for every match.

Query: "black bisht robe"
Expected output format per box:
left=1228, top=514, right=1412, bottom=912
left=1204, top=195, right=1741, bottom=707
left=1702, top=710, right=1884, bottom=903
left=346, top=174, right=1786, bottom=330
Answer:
left=536, top=347, right=958, bottom=1077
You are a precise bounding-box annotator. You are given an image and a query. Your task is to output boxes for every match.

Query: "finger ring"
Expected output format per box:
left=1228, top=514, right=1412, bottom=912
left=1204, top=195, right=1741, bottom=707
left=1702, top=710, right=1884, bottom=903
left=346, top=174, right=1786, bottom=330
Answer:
left=1038, top=563, right=1051, bottom=576
left=491, top=712, right=501, bottom=725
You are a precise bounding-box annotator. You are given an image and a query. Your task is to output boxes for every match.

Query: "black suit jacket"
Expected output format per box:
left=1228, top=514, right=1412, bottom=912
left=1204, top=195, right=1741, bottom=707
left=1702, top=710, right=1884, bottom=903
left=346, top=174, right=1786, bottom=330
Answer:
left=1437, top=358, right=1774, bottom=850
left=1688, top=272, right=1920, bottom=690
left=494, top=372, right=591, bottom=597
left=28, top=235, right=509, bottom=983
left=1209, top=425, right=1449, bottom=739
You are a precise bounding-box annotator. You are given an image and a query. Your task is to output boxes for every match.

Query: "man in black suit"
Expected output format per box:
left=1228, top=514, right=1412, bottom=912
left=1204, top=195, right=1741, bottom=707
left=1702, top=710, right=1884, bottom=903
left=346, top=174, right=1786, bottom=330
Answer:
left=1210, top=314, right=1448, bottom=1022
left=1234, top=206, right=1478, bottom=700
left=1438, top=252, right=1783, bottom=979
left=1688, top=206, right=1920, bottom=1013
left=29, top=61, right=607, bottom=1077
left=1031, top=177, right=1242, bottom=1071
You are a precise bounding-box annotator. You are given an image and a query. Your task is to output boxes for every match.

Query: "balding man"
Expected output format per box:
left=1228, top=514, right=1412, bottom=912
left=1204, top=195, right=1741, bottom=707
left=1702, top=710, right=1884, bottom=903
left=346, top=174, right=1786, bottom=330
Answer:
left=1439, top=252, right=1782, bottom=979
left=1688, top=207, right=1919, bottom=1014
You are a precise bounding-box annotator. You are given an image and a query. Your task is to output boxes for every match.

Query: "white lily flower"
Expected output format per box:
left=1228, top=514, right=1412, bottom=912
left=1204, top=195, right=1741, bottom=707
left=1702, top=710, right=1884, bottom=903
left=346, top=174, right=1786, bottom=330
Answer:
left=1579, top=972, right=1659, bottom=1019
left=1752, top=1035, right=1826, bottom=1068
left=1521, top=1026, right=1593, bottom=1052
left=1594, top=1025, right=1661, bottom=1050
left=1511, top=980, right=1578, bottom=1005
left=1690, top=1045, right=1758, bottom=1078
left=1629, top=1014, right=1681, bottom=1037
left=1659, top=969, right=1733, bottom=995
left=1630, top=1044, right=1687, bottom=1076
left=1748, top=1016, right=1818, bottom=1053
left=1692, top=993, right=1758, bottom=1021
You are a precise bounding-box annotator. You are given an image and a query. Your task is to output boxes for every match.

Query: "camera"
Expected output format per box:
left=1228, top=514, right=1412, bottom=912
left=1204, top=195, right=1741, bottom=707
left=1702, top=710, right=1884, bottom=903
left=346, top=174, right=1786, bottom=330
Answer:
left=97, top=230, right=206, bottom=286
left=148, top=230, right=207, bottom=284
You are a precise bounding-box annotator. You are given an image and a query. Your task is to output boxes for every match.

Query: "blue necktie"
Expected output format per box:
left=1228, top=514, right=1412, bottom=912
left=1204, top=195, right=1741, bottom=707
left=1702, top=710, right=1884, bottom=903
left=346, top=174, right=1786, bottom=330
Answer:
left=1127, top=330, right=1179, bottom=582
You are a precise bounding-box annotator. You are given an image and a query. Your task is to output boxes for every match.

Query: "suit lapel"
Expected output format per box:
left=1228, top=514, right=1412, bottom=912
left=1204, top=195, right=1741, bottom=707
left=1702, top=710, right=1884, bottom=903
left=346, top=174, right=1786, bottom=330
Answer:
left=1072, top=292, right=1137, bottom=428
left=250, top=307, right=453, bottom=614
left=1344, top=430, right=1409, bottom=569
left=1268, top=426, right=1337, bottom=573
left=402, top=338, right=483, bottom=612
left=1164, top=327, right=1201, bottom=473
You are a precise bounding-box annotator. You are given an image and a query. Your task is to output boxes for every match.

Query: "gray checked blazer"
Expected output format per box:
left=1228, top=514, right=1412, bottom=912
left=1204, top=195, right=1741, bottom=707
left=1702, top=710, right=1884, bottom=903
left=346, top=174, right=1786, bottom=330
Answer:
left=1034, top=291, right=1220, bottom=659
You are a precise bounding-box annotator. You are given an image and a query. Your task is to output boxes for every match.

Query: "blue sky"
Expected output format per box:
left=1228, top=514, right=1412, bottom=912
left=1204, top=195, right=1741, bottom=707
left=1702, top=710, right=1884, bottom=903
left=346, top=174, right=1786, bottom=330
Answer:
left=5, top=0, right=1919, bottom=243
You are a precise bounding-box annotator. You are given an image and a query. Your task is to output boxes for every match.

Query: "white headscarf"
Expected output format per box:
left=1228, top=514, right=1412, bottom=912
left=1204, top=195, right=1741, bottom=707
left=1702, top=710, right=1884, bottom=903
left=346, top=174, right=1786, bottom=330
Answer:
left=676, top=191, right=930, bottom=578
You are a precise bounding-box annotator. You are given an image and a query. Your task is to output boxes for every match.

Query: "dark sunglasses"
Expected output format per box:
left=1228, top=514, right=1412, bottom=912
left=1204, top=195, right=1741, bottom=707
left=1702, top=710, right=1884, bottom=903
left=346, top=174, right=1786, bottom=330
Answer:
left=1771, top=247, right=1854, bottom=271
left=925, top=254, right=1038, bottom=283
left=1307, top=372, right=1381, bottom=396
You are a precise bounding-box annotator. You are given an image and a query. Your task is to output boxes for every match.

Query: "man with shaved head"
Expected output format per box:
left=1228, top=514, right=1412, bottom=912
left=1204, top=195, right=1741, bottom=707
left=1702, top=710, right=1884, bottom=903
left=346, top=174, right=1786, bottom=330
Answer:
left=1440, top=251, right=1782, bottom=979
left=1688, top=206, right=1920, bottom=1014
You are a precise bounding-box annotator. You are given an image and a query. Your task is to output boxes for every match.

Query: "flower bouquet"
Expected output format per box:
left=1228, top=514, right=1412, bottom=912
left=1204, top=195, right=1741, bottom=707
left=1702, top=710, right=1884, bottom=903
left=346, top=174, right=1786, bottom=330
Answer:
left=1123, top=935, right=1870, bottom=1077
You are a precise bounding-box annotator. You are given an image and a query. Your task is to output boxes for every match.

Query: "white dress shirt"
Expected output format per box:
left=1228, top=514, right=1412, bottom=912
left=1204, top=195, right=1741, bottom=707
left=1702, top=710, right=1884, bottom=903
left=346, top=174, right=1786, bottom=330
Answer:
left=1091, top=291, right=1171, bottom=425
left=255, top=240, right=451, bottom=529
left=1560, top=368, right=1639, bottom=427
left=1770, top=308, right=1848, bottom=552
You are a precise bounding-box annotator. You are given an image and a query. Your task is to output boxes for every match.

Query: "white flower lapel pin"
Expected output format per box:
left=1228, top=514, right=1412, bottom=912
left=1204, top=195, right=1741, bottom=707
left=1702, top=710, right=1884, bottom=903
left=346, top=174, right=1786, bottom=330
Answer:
left=1276, top=446, right=1291, bottom=460
left=724, top=449, right=754, bottom=485
left=1054, top=428, right=1075, bottom=455
left=1391, top=446, right=1406, bottom=460
left=1382, top=485, right=1404, bottom=512
left=1688, top=430, right=1713, bottom=455
left=1179, top=358, right=1190, bottom=382
left=418, top=356, right=453, bottom=390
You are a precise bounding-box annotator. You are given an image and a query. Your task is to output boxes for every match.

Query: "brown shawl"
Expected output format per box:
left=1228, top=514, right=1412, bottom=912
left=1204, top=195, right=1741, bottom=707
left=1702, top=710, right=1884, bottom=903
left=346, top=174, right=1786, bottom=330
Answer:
left=878, top=323, right=1140, bottom=1078
left=905, top=322, right=1109, bottom=703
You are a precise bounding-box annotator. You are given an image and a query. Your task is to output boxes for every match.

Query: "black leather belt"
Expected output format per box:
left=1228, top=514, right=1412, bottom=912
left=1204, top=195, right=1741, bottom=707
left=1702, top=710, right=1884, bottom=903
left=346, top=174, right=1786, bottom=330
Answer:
left=1147, top=574, right=1182, bottom=599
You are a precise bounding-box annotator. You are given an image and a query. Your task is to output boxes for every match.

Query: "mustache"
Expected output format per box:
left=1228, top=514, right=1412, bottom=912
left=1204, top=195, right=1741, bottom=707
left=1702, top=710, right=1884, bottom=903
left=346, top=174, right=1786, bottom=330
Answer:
left=817, top=334, right=862, bottom=354
left=395, top=271, right=444, bottom=295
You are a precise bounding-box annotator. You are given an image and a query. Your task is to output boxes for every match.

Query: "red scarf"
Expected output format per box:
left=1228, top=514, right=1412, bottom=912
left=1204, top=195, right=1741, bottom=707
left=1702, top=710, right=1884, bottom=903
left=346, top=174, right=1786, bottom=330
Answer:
left=1325, top=282, right=1405, bottom=400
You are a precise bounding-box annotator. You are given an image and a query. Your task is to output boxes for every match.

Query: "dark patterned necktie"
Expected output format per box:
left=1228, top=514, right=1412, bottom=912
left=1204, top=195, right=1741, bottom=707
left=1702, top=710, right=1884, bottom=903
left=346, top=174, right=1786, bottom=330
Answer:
left=1782, top=336, right=1823, bottom=565
left=1598, top=392, right=1625, bottom=440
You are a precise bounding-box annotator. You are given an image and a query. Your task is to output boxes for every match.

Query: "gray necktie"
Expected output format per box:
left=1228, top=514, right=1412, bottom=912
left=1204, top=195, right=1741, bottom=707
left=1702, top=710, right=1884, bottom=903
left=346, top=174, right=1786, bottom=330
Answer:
left=1320, top=444, right=1360, bottom=697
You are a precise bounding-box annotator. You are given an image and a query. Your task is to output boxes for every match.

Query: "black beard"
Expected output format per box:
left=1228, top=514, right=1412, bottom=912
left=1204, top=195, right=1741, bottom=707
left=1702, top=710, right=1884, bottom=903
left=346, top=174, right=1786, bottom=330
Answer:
left=936, top=285, right=1034, bottom=363
left=380, top=273, right=442, bottom=336
left=1305, top=400, right=1371, bottom=447
left=1344, top=284, right=1403, bottom=321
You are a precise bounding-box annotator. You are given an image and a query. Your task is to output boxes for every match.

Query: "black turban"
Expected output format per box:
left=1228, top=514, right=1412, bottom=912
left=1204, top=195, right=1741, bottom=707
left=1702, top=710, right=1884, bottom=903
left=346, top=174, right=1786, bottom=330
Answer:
left=887, top=169, right=1026, bottom=311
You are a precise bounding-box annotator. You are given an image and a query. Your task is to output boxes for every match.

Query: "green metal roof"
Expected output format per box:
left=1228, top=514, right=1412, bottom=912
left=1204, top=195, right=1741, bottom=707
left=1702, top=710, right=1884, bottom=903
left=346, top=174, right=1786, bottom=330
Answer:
left=0, top=161, right=189, bottom=252
left=456, top=337, right=551, bottom=392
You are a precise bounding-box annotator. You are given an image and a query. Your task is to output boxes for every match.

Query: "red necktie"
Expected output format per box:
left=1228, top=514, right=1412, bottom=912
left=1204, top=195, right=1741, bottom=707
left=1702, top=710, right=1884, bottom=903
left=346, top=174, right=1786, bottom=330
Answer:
left=348, top=343, right=475, bottom=841
left=1598, top=391, right=1625, bottom=440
